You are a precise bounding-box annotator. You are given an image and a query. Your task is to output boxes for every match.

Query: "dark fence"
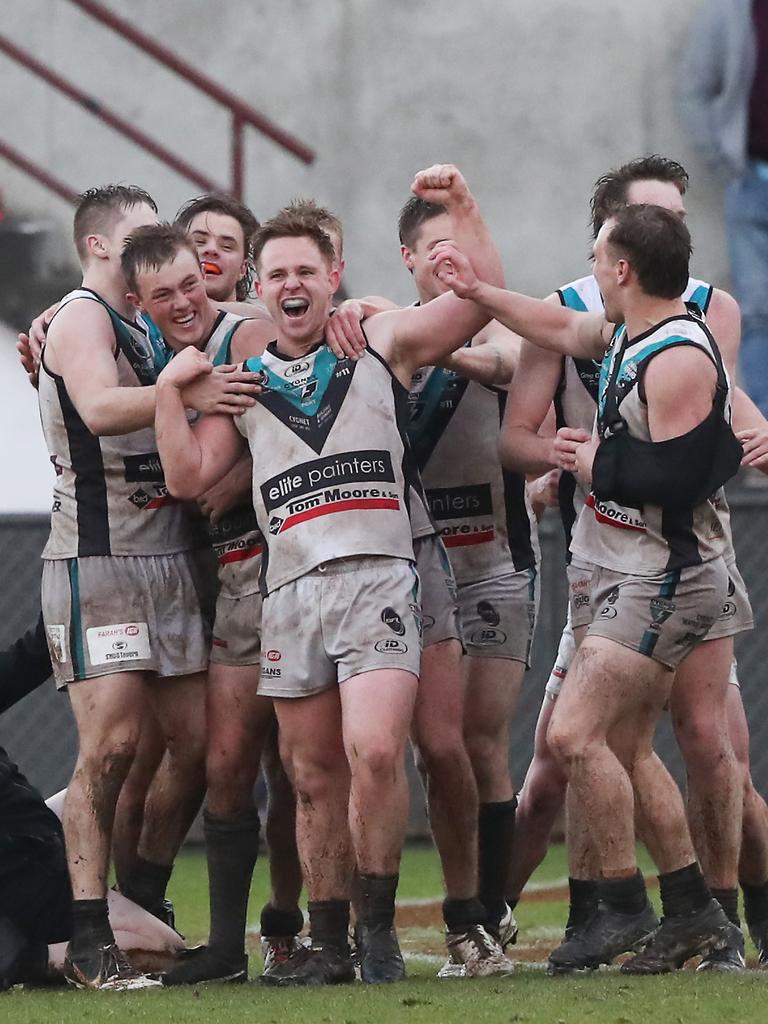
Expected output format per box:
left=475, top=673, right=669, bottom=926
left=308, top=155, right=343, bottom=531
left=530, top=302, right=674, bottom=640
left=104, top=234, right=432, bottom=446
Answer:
left=0, top=489, right=765, bottom=833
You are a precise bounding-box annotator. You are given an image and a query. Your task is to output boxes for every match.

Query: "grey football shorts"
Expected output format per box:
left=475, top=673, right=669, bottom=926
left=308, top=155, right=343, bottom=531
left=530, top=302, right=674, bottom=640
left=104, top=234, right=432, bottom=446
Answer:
left=567, top=559, right=595, bottom=630
left=42, top=553, right=211, bottom=688
left=414, top=534, right=462, bottom=648
left=458, top=567, right=539, bottom=665
left=258, top=555, right=422, bottom=698
left=706, top=559, right=753, bottom=641
left=587, top=558, right=729, bottom=670
left=210, top=589, right=263, bottom=666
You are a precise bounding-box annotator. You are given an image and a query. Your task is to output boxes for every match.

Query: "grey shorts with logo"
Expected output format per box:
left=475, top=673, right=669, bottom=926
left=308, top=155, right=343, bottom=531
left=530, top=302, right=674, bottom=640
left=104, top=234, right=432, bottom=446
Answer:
left=458, top=567, right=539, bottom=665
left=706, top=559, right=753, bottom=641
left=42, top=553, right=211, bottom=688
left=210, top=589, right=263, bottom=666
left=587, top=558, right=729, bottom=670
left=414, top=534, right=462, bottom=648
left=567, top=559, right=594, bottom=630
left=258, top=555, right=422, bottom=698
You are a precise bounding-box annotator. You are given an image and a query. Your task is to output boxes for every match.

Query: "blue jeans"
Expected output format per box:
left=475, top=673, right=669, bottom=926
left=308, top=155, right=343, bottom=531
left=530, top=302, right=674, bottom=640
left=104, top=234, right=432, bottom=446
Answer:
left=726, top=162, right=768, bottom=417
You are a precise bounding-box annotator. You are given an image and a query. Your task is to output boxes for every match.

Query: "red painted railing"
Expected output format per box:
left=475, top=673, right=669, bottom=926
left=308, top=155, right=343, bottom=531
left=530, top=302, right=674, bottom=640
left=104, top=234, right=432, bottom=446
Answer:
left=68, top=0, right=315, bottom=194
left=0, top=34, right=225, bottom=197
left=0, top=1, right=314, bottom=207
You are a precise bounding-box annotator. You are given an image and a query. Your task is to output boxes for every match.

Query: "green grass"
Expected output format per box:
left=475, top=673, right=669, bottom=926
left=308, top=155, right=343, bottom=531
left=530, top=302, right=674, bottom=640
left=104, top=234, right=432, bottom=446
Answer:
left=5, top=844, right=764, bottom=1023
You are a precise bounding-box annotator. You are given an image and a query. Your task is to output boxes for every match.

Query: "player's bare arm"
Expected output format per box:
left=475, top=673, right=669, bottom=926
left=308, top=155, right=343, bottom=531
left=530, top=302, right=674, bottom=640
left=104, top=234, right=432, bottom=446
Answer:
left=432, top=243, right=610, bottom=361
left=440, top=321, right=522, bottom=387
left=645, top=345, right=718, bottom=441
left=44, top=298, right=158, bottom=435
left=499, top=333, right=564, bottom=475
left=325, top=296, right=400, bottom=356
left=156, top=347, right=245, bottom=500
left=195, top=317, right=273, bottom=520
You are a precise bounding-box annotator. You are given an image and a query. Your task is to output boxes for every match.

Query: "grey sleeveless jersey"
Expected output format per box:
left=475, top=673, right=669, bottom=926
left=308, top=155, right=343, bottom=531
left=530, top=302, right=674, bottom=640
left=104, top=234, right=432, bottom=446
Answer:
left=555, top=274, right=739, bottom=564
left=570, top=312, right=731, bottom=575
left=204, top=313, right=265, bottom=597
left=237, top=340, right=416, bottom=595
left=39, top=289, right=194, bottom=558
left=408, top=364, right=538, bottom=584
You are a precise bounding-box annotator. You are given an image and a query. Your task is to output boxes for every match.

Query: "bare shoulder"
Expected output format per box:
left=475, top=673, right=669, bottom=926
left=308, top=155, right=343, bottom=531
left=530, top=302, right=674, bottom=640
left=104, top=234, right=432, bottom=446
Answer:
left=46, top=294, right=114, bottom=344
left=644, top=344, right=717, bottom=398
left=230, top=318, right=275, bottom=361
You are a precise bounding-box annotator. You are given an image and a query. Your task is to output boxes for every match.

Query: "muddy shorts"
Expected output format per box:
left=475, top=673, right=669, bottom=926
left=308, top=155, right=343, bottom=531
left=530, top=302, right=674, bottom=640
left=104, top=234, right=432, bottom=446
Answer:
left=210, top=589, right=263, bottom=666
left=42, top=553, right=211, bottom=688
left=706, top=559, right=753, bottom=641
left=567, top=559, right=595, bottom=630
left=587, top=558, right=729, bottom=670
left=414, top=534, right=462, bottom=648
left=458, top=568, right=539, bottom=664
left=258, top=556, right=422, bottom=698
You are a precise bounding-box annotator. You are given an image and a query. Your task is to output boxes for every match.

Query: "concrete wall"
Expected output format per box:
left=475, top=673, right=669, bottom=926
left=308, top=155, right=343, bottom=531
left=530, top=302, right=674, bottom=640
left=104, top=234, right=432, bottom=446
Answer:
left=0, top=0, right=726, bottom=303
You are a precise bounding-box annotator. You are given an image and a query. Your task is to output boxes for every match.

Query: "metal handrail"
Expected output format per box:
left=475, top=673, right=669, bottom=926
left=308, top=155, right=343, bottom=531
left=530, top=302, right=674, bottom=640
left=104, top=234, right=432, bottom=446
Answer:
left=0, top=34, right=225, bottom=196
left=68, top=0, right=315, bottom=194
left=0, top=138, right=78, bottom=205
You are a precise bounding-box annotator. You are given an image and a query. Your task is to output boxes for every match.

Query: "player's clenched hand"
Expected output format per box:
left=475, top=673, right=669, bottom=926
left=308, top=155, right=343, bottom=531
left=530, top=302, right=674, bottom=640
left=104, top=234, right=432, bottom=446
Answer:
left=429, top=240, right=478, bottom=299
left=411, top=164, right=471, bottom=207
left=528, top=468, right=561, bottom=516
left=553, top=427, right=592, bottom=473
left=182, top=360, right=265, bottom=416
left=199, top=478, right=239, bottom=524
left=737, top=427, right=768, bottom=472
left=326, top=301, right=367, bottom=360
left=16, top=332, right=40, bottom=387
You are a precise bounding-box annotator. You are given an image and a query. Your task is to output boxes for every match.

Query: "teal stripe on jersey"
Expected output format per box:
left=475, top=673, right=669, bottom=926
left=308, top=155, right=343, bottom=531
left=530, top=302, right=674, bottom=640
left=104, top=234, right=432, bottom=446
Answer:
left=615, top=335, right=693, bottom=387
left=407, top=366, right=454, bottom=446
left=67, top=558, right=86, bottom=680
left=212, top=323, right=239, bottom=366
left=687, top=285, right=710, bottom=314
left=244, top=348, right=339, bottom=415
left=560, top=287, right=589, bottom=312
left=140, top=312, right=172, bottom=370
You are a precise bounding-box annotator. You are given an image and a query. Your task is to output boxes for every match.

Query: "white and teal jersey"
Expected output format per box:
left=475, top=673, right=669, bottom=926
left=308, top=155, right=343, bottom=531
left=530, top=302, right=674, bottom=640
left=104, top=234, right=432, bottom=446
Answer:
left=237, top=340, right=416, bottom=595
left=571, top=312, right=731, bottom=575
left=203, top=314, right=265, bottom=597
left=556, top=273, right=715, bottom=554
left=39, top=289, right=194, bottom=558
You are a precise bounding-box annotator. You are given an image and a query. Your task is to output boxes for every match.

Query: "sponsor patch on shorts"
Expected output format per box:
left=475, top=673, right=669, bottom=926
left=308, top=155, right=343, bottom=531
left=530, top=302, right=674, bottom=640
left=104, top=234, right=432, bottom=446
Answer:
left=374, top=638, right=408, bottom=654
left=46, top=624, right=68, bottom=663
left=86, top=622, right=151, bottom=665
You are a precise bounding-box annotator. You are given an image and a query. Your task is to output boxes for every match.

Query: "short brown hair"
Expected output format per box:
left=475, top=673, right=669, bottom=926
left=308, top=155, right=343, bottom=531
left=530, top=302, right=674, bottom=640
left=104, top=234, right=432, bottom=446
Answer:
left=175, top=193, right=260, bottom=300
left=284, top=198, right=344, bottom=258
left=590, top=156, right=688, bottom=238
left=253, top=210, right=336, bottom=271
left=121, top=223, right=200, bottom=295
left=605, top=205, right=691, bottom=300
left=73, top=185, right=157, bottom=262
left=398, top=196, right=447, bottom=249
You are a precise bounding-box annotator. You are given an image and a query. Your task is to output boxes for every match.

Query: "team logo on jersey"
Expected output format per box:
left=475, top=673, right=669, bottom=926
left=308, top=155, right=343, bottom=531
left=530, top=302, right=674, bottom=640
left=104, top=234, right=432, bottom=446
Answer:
left=477, top=601, right=500, bottom=626
left=127, top=487, right=174, bottom=511
left=285, top=360, right=311, bottom=378
left=124, top=452, right=165, bottom=483
left=382, top=607, right=406, bottom=636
